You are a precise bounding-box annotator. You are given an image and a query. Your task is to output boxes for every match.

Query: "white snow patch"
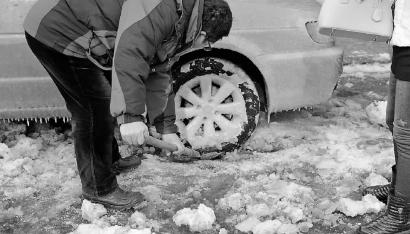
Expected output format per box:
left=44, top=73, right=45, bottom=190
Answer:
left=337, top=194, right=385, bottom=217
left=81, top=200, right=107, bottom=223
left=70, top=224, right=152, bottom=234
left=364, top=173, right=389, bottom=187
left=246, top=203, right=272, bottom=217
left=365, top=101, right=387, bottom=126
left=343, top=63, right=391, bottom=76
left=128, top=211, right=147, bottom=228
left=173, top=204, right=216, bottom=232
left=252, top=219, right=282, bottom=234
left=235, top=216, right=261, bottom=233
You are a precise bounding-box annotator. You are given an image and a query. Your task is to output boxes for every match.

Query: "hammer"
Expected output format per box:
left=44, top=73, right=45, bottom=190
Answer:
left=145, top=136, right=201, bottom=162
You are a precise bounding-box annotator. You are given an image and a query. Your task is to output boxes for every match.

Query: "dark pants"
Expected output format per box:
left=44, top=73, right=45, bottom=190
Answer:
left=386, top=73, right=410, bottom=199
left=26, top=33, right=119, bottom=196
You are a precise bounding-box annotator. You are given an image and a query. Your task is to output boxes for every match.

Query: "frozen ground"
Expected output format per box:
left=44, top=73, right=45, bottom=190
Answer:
left=0, top=53, right=394, bottom=234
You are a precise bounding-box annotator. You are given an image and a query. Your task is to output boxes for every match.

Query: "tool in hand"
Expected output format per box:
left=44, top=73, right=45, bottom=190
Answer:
left=145, top=135, right=201, bottom=162
left=144, top=136, right=224, bottom=162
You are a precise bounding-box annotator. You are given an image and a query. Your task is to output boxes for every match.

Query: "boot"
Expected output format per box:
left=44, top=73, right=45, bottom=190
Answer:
left=363, top=165, right=396, bottom=204
left=112, top=154, right=142, bottom=175
left=83, top=187, right=145, bottom=210
left=356, top=192, right=410, bottom=234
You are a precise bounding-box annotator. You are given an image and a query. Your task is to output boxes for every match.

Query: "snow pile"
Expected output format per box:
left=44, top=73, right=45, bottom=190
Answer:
left=365, top=101, right=387, bottom=126
left=128, top=211, right=147, bottom=229
left=71, top=200, right=154, bottom=234
left=71, top=224, right=152, bottom=234
left=235, top=218, right=303, bottom=234
left=364, top=173, right=389, bottom=187
left=173, top=204, right=216, bottom=232
left=81, top=200, right=107, bottom=222
left=343, top=63, right=391, bottom=77
left=336, top=195, right=385, bottom=217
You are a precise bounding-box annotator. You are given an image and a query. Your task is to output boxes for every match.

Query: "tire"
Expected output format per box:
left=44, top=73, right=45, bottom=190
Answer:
left=172, top=57, right=260, bottom=153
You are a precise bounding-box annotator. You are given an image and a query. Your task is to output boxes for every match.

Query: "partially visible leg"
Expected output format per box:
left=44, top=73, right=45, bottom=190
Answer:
left=393, top=79, right=410, bottom=199
left=25, top=33, right=144, bottom=209
left=357, top=79, right=410, bottom=234
left=362, top=73, right=397, bottom=203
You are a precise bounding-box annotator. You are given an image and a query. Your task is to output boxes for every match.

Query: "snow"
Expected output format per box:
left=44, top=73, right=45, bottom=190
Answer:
left=71, top=224, right=152, bottom=234
left=343, top=63, right=391, bottom=78
left=81, top=200, right=108, bottom=223
left=336, top=195, right=385, bottom=217
left=364, top=173, right=389, bottom=187
left=0, top=60, right=397, bottom=233
left=129, top=211, right=148, bottom=228
left=365, top=101, right=387, bottom=126
left=173, top=204, right=216, bottom=232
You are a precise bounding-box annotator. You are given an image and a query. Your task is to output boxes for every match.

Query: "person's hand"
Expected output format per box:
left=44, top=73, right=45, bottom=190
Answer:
left=161, top=133, right=184, bottom=156
left=120, top=122, right=149, bottom=146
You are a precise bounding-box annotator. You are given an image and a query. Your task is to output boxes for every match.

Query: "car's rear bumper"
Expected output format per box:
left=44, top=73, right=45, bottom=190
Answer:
left=0, top=35, right=68, bottom=120
left=257, top=46, right=343, bottom=113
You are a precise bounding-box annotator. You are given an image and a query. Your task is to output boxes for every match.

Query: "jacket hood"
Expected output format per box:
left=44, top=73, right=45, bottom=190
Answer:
left=176, top=0, right=204, bottom=44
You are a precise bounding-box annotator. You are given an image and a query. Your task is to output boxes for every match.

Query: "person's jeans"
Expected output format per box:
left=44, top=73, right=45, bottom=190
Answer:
left=386, top=73, right=410, bottom=198
left=26, top=33, right=119, bottom=196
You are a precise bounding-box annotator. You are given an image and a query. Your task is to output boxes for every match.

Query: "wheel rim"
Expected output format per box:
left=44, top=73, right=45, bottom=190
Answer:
left=175, top=74, right=248, bottom=149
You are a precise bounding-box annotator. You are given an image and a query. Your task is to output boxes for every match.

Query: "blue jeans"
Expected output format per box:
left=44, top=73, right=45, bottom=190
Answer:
left=386, top=73, right=410, bottom=198
left=26, top=33, right=119, bottom=196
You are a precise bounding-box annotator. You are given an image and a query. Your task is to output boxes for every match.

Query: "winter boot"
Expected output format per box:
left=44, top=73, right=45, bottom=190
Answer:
left=83, top=187, right=145, bottom=210
left=112, top=154, right=142, bottom=175
left=356, top=191, right=410, bottom=234
left=362, top=165, right=397, bottom=204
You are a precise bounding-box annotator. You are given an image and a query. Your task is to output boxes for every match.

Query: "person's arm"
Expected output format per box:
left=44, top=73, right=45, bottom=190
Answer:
left=110, top=0, right=177, bottom=125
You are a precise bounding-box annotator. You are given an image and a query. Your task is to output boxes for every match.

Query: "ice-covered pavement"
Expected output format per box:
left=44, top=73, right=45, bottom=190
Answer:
left=0, top=58, right=395, bottom=233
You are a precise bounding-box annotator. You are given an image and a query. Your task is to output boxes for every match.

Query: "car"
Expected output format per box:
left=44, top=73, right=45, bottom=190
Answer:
left=0, top=0, right=343, bottom=152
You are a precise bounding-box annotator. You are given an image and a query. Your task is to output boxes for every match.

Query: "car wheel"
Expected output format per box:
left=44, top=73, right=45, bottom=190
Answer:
left=173, top=57, right=260, bottom=152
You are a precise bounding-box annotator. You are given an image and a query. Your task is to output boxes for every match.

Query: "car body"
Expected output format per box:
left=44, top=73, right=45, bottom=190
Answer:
left=0, top=0, right=342, bottom=150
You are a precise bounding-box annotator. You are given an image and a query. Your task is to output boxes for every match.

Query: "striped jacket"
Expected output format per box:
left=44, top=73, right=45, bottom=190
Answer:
left=24, top=0, right=203, bottom=133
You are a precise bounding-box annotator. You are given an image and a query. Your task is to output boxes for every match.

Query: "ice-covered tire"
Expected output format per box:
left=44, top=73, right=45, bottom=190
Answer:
left=172, top=57, right=260, bottom=152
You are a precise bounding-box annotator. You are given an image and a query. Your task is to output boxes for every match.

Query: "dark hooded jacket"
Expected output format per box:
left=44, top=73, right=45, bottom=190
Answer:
left=24, top=0, right=204, bottom=133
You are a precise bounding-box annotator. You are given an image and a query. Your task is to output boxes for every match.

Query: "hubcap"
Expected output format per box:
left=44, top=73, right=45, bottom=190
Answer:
left=175, top=74, right=248, bottom=149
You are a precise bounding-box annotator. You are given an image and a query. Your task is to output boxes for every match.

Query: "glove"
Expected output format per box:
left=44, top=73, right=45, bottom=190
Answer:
left=120, top=121, right=149, bottom=146
left=161, top=133, right=184, bottom=156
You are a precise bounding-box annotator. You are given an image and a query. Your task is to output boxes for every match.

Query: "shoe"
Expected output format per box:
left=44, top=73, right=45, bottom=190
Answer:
left=112, top=155, right=142, bottom=175
left=362, top=165, right=396, bottom=204
left=356, top=192, right=410, bottom=234
left=83, top=187, right=145, bottom=210
left=363, top=184, right=390, bottom=204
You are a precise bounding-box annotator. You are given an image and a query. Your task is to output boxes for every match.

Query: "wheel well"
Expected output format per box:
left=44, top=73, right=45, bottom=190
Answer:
left=173, top=49, right=268, bottom=112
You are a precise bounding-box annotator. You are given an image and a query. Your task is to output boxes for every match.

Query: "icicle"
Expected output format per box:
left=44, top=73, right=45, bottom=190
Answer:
left=54, top=117, right=57, bottom=123
left=40, top=118, right=42, bottom=124
left=27, top=119, right=30, bottom=126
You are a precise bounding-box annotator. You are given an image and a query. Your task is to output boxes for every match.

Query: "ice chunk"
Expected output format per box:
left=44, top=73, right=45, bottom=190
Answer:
left=252, top=219, right=282, bottom=234
left=283, top=206, right=304, bottom=223
left=219, top=228, right=228, bottom=234
left=0, top=143, right=12, bottom=160
left=173, top=204, right=216, bottom=232
left=129, top=211, right=147, bottom=228
left=277, top=223, right=300, bottom=234
left=246, top=203, right=271, bottom=217
left=70, top=224, right=152, bottom=234
left=218, top=193, right=245, bottom=211
left=81, top=200, right=107, bottom=222
left=337, top=194, right=385, bottom=217
left=235, top=216, right=261, bottom=232
left=365, top=101, right=387, bottom=126
left=364, top=173, right=389, bottom=187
